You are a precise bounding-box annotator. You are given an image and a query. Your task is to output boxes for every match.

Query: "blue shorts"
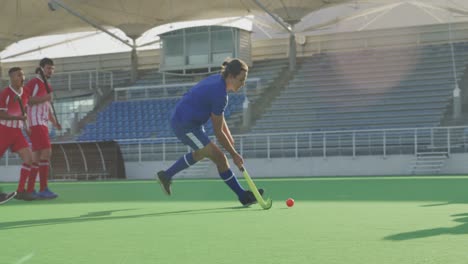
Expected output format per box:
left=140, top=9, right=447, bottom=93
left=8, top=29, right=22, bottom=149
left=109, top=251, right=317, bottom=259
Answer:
left=172, top=125, right=211, bottom=151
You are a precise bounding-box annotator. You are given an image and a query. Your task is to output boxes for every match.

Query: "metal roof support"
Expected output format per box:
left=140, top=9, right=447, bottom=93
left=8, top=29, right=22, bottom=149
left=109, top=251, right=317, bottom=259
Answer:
left=49, top=0, right=139, bottom=84
left=130, top=38, right=138, bottom=83
left=48, top=0, right=134, bottom=49
left=2, top=32, right=100, bottom=60
left=251, top=0, right=296, bottom=71
left=289, top=30, right=296, bottom=71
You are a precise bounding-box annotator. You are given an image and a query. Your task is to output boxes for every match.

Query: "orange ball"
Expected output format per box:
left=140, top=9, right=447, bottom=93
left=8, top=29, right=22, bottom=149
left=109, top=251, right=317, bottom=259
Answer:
left=286, top=198, right=294, bottom=207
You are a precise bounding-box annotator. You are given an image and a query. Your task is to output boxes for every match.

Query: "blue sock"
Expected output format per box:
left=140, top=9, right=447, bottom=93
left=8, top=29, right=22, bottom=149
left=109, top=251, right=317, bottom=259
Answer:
left=219, top=169, right=245, bottom=197
left=166, top=153, right=197, bottom=179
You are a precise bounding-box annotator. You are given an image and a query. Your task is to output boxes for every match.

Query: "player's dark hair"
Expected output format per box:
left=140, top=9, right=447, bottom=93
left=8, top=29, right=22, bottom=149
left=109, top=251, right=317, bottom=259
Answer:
left=221, top=58, right=248, bottom=79
left=8, top=67, right=22, bottom=76
left=39, top=57, right=54, bottom=67
left=35, top=57, right=54, bottom=74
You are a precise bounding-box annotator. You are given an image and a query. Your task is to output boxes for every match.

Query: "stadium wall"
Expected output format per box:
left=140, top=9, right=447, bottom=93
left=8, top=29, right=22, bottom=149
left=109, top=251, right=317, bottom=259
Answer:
left=1, top=154, right=467, bottom=182
left=0, top=166, right=23, bottom=182
left=124, top=153, right=468, bottom=180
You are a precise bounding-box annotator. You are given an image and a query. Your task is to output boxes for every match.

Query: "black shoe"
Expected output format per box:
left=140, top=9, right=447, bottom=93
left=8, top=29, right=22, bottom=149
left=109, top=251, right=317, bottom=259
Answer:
left=239, top=189, right=264, bottom=206
left=157, top=170, right=172, bottom=195
left=0, top=192, right=17, bottom=205
left=14, top=191, right=38, bottom=201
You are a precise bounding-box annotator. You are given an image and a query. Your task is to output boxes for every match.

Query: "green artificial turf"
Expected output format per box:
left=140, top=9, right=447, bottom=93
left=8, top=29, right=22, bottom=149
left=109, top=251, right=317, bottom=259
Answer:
left=1, top=176, right=468, bottom=264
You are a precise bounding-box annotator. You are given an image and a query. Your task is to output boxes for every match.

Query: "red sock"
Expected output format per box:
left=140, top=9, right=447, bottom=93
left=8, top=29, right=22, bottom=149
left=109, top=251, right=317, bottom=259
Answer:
left=26, top=163, right=39, bottom=193
left=17, top=163, right=31, bottom=192
left=39, top=160, right=50, bottom=192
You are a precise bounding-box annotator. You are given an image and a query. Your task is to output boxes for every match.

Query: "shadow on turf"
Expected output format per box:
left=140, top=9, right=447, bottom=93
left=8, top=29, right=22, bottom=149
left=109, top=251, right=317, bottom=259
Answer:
left=420, top=202, right=452, bottom=207
left=79, top=209, right=138, bottom=218
left=0, top=206, right=251, bottom=231
left=384, top=213, right=468, bottom=241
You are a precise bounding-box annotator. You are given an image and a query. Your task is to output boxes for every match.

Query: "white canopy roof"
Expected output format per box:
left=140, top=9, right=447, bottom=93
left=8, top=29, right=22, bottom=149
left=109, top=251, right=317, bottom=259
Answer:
left=2, top=0, right=468, bottom=59
left=0, top=0, right=350, bottom=51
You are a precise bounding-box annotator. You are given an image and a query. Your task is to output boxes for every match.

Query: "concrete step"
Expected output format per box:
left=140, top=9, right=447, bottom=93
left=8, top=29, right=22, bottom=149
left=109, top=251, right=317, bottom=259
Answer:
left=416, top=151, right=448, bottom=156
left=411, top=151, right=448, bottom=175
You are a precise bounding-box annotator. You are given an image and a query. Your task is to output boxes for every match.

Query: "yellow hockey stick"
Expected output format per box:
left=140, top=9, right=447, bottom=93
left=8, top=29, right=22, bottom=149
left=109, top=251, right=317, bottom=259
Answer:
left=240, top=167, right=272, bottom=210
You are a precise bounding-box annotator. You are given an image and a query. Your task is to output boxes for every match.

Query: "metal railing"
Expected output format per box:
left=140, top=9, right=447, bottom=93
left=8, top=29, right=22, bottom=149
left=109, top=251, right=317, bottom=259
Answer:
left=114, top=77, right=261, bottom=101
left=1, top=70, right=114, bottom=92
left=114, top=126, right=468, bottom=163
left=50, top=70, right=114, bottom=93
left=2, top=126, right=468, bottom=166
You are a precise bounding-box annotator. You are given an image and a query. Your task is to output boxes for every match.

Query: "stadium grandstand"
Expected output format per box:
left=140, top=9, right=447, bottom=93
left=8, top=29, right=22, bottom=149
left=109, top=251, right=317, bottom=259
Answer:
left=2, top=1, right=468, bottom=263
left=2, top=1, right=468, bottom=178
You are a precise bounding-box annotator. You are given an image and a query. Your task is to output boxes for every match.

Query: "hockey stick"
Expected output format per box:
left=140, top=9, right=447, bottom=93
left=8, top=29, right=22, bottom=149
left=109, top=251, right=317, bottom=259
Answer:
left=37, top=67, right=60, bottom=127
left=240, top=167, right=272, bottom=210
left=14, top=95, right=29, bottom=131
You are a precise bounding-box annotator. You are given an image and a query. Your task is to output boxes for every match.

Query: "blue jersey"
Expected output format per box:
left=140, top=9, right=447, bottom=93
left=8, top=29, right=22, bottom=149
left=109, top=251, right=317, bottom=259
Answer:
left=171, top=74, right=227, bottom=129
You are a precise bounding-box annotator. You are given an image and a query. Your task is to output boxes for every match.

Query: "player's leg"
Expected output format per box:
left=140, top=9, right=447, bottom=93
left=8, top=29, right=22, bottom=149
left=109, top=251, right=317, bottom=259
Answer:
left=38, top=148, right=51, bottom=192
left=200, top=142, right=246, bottom=196
left=0, top=136, right=17, bottom=204
left=15, top=146, right=38, bottom=201
left=37, top=148, right=57, bottom=199
left=198, top=143, right=262, bottom=205
left=163, top=151, right=201, bottom=179
left=26, top=151, right=39, bottom=193
left=0, top=140, right=9, bottom=160
left=157, top=127, right=210, bottom=195
left=0, top=191, right=17, bottom=205
left=0, top=126, right=15, bottom=161
left=30, top=125, right=57, bottom=199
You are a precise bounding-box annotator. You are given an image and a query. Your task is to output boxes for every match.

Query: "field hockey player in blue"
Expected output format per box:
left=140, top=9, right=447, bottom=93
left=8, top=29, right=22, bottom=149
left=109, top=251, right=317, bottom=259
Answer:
left=157, top=58, right=264, bottom=206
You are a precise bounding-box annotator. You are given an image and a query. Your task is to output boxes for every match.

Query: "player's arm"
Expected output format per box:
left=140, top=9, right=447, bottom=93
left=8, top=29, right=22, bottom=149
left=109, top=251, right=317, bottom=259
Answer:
left=25, top=83, right=53, bottom=105
left=22, top=104, right=30, bottom=136
left=222, top=118, right=235, bottom=145
left=29, top=93, right=52, bottom=105
left=0, top=110, right=26, bottom=121
left=211, top=113, right=236, bottom=154
left=211, top=113, right=243, bottom=169
left=48, top=110, right=62, bottom=130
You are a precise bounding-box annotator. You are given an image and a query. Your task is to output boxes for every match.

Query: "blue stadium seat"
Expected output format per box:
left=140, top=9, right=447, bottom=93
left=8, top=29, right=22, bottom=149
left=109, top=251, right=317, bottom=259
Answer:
left=77, top=94, right=246, bottom=141
left=250, top=42, right=468, bottom=133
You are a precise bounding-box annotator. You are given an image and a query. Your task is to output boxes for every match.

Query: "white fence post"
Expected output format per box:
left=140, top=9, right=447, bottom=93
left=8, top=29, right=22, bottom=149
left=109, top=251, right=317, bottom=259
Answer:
left=110, top=71, right=114, bottom=91
left=323, top=133, right=327, bottom=158
left=138, top=142, right=142, bottom=163
left=414, top=129, right=418, bottom=155
left=267, top=135, right=270, bottom=160
left=89, top=71, right=93, bottom=90
left=383, top=130, right=387, bottom=158
left=163, top=138, right=166, bottom=162
left=68, top=73, right=72, bottom=91
left=240, top=137, right=243, bottom=156
left=352, top=131, right=356, bottom=158
left=447, top=127, right=451, bottom=155
left=295, top=133, right=298, bottom=159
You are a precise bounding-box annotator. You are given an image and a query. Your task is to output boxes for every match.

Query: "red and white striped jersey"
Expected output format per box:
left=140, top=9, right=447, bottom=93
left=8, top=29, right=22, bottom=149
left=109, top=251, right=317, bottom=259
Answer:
left=0, top=86, right=28, bottom=129
left=25, top=76, right=53, bottom=127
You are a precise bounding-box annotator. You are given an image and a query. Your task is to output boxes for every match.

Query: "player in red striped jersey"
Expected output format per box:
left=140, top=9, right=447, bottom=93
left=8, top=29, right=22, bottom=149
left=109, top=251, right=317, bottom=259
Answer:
left=0, top=67, right=36, bottom=203
left=24, top=58, right=61, bottom=200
